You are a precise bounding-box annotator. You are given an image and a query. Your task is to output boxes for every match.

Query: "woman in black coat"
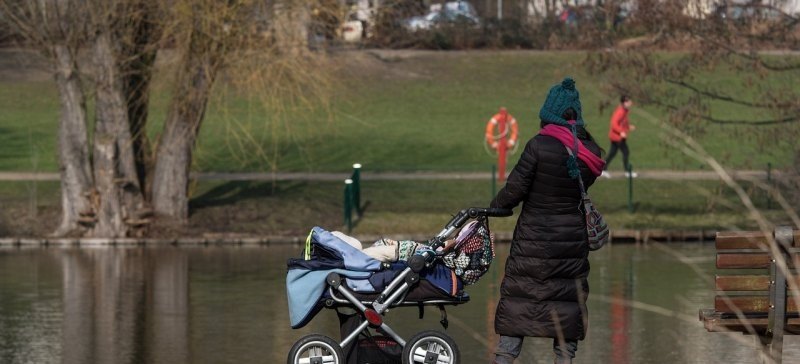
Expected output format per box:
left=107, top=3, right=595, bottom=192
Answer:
left=490, top=78, right=604, bottom=364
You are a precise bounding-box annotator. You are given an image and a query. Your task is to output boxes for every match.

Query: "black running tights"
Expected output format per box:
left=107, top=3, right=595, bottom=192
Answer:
left=605, top=140, right=630, bottom=171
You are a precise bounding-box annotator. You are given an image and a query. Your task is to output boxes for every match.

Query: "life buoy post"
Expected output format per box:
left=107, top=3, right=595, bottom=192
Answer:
left=485, top=107, right=518, bottom=183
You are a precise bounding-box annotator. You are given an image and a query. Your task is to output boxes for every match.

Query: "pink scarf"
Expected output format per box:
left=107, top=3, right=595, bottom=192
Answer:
left=539, top=123, right=605, bottom=177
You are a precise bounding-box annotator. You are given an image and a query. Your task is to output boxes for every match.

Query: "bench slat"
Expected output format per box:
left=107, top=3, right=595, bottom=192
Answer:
left=715, top=295, right=799, bottom=313
left=716, top=230, right=800, bottom=250
left=716, top=275, right=770, bottom=291
left=716, top=253, right=799, bottom=269
left=700, top=309, right=800, bottom=334
left=716, top=275, right=800, bottom=291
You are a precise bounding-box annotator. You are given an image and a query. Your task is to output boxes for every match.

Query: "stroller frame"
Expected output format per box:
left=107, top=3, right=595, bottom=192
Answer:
left=327, top=269, right=414, bottom=348
left=287, top=207, right=513, bottom=364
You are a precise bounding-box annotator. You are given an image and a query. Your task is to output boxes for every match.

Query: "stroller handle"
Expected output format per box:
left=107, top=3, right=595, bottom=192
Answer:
left=441, top=207, right=513, bottom=233
left=472, top=207, right=514, bottom=217
left=408, top=207, right=513, bottom=273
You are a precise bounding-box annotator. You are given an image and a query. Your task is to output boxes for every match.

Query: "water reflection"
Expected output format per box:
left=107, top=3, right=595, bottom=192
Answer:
left=0, top=244, right=798, bottom=364
left=61, top=249, right=188, bottom=364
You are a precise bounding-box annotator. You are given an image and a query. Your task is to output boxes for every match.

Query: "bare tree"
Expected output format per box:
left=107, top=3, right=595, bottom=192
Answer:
left=1, top=0, right=95, bottom=235
left=150, top=0, right=231, bottom=221
left=89, top=0, right=149, bottom=236
left=151, top=0, right=327, bottom=221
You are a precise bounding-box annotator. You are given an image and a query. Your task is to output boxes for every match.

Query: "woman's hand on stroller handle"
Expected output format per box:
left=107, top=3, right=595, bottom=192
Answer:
left=442, top=207, right=513, bottom=232
left=476, top=207, right=514, bottom=217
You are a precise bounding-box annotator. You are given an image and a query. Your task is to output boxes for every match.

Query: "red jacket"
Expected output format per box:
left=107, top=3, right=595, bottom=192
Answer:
left=608, top=105, right=630, bottom=142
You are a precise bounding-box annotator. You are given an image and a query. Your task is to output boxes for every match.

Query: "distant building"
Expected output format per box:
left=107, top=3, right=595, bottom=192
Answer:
left=341, top=0, right=380, bottom=22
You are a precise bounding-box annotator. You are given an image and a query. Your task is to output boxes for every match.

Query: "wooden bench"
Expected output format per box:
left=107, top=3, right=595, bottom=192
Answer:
left=700, top=227, right=800, bottom=364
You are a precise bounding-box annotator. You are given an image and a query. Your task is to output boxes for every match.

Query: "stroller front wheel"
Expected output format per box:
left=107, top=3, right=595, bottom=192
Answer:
left=402, top=330, right=460, bottom=364
left=287, top=334, right=344, bottom=364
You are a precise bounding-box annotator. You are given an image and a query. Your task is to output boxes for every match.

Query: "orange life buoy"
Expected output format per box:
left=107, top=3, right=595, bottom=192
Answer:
left=485, top=110, right=518, bottom=149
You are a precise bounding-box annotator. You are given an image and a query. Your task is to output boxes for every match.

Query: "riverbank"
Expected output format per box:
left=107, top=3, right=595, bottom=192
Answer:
left=2, top=177, right=791, bottom=240
left=0, top=228, right=717, bottom=248
left=0, top=169, right=781, bottom=181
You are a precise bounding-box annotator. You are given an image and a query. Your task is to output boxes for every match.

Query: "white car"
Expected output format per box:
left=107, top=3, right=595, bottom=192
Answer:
left=406, top=11, right=441, bottom=31
left=405, top=1, right=480, bottom=31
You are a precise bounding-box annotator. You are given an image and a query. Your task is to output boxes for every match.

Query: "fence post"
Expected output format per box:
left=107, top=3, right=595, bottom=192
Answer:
left=352, top=163, right=361, bottom=216
left=628, top=164, right=634, bottom=213
left=344, top=179, right=353, bottom=232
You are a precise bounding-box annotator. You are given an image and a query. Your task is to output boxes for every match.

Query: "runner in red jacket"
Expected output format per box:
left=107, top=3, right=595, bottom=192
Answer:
left=602, top=95, right=636, bottom=178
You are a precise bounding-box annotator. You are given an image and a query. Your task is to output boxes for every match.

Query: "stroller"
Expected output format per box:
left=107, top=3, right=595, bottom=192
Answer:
left=286, top=207, right=512, bottom=364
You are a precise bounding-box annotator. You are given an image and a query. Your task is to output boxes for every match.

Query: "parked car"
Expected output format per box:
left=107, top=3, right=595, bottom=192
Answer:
left=405, top=1, right=480, bottom=31
left=712, top=3, right=788, bottom=22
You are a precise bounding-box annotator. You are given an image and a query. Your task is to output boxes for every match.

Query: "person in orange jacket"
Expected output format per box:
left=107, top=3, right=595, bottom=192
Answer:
left=602, top=95, right=636, bottom=178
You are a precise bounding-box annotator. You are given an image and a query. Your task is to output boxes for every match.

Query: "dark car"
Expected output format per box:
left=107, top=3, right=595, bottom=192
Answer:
left=557, top=5, right=628, bottom=29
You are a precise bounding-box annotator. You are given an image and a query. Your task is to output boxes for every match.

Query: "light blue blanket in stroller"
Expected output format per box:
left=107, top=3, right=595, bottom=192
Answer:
left=286, top=227, right=461, bottom=329
left=286, top=227, right=385, bottom=328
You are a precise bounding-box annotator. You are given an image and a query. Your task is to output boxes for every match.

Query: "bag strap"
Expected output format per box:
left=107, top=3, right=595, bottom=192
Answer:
left=564, top=146, right=589, bottom=199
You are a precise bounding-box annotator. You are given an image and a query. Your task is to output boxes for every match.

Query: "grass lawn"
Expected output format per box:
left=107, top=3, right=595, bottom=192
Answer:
left=0, top=177, right=791, bottom=237
left=0, top=50, right=797, bottom=173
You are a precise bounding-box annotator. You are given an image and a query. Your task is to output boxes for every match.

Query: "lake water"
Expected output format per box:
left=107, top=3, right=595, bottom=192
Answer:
left=1, top=243, right=798, bottom=364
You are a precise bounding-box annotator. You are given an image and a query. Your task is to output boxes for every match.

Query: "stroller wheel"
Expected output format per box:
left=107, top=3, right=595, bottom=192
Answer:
left=287, top=334, right=344, bottom=364
left=402, top=330, right=460, bottom=364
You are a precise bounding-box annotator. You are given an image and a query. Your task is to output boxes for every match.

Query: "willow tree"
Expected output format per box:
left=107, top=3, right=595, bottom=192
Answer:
left=1, top=0, right=332, bottom=237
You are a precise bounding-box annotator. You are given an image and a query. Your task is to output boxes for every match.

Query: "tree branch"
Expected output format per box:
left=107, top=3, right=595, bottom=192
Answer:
left=689, top=29, right=800, bottom=71
left=665, top=79, right=794, bottom=109
left=654, top=100, right=800, bottom=125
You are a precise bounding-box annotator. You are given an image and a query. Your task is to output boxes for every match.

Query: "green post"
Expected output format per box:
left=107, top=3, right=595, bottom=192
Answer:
left=344, top=179, right=353, bottom=232
left=767, top=162, right=772, bottom=209
left=491, top=164, right=497, bottom=199
left=628, top=164, right=634, bottom=213
left=352, top=163, right=361, bottom=216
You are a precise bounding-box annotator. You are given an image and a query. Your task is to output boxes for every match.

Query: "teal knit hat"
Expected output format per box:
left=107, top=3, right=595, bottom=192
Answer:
left=538, top=77, right=584, bottom=126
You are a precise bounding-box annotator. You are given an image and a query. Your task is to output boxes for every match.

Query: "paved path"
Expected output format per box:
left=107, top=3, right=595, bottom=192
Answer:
left=0, top=170, right=779, bottom=182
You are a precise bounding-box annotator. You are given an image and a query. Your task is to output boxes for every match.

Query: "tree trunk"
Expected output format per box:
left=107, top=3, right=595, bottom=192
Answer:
left=151, top=43, right=218, bottom=221
left=273, top=1, right=310, bottom=53
left=92, top=136, right=126, bottom=237
left=122, top=1, right=158, bottom=196
left=53, top=44, right=92, bottom=237
left=91, top=31, right=145, bottom=237
left=604, top=0, right=616, bottom=31
left=151, top=114, right=197, bottom=221
left=125, top=64, right=152, bottom=197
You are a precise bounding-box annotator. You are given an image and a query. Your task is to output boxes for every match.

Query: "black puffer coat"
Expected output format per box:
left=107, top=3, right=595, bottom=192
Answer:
left=490, top=127, right=601, bottom=341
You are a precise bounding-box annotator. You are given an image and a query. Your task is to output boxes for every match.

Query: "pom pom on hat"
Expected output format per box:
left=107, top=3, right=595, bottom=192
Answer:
left=561, top=77, right=576, bottom=91
left=538, top=77, right=584, bottom=127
